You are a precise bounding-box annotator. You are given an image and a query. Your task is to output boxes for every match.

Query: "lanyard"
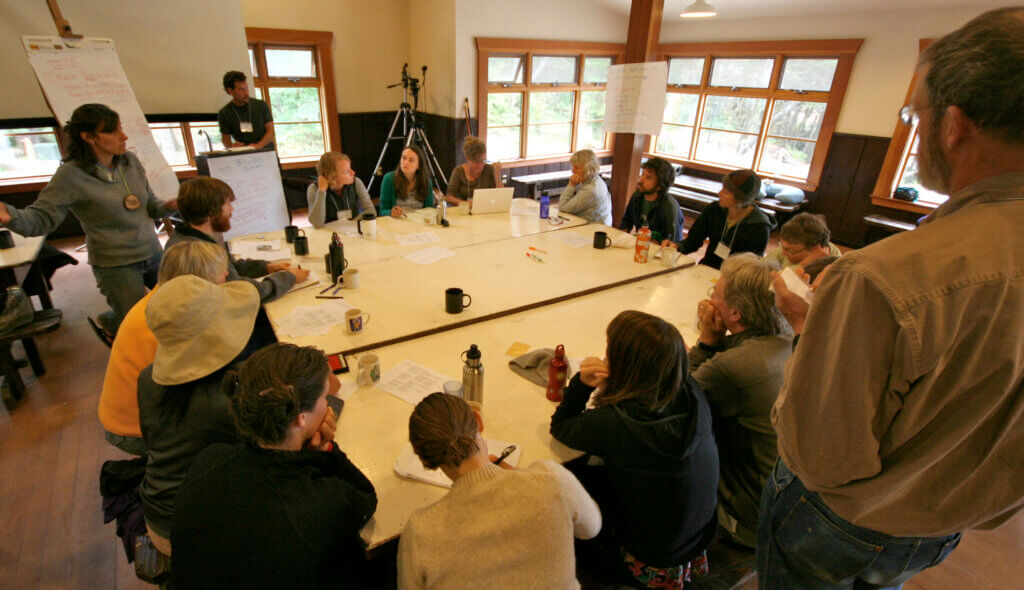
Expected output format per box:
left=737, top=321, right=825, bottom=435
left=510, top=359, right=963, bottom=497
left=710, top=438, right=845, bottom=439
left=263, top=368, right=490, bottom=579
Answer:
left=233, top=101, right=253, bottom=124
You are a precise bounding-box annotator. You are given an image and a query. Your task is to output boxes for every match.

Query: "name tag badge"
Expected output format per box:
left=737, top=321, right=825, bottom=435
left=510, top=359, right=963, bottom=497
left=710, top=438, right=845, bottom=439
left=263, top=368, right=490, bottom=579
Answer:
left=239, top=122, right=254, bottom=133
left=714, top=242, right=731, bottom=260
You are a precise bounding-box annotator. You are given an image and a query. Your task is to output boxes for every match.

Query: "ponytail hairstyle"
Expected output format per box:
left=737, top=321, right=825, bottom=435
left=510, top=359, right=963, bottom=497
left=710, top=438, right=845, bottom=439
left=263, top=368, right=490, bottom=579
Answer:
left=227, top=343, right=330, bottom=445
left=408, top=392, right=480, bottom=469
left=63, top=103, right=121, bottom=171
left=593, top=310, right=687, bottom=412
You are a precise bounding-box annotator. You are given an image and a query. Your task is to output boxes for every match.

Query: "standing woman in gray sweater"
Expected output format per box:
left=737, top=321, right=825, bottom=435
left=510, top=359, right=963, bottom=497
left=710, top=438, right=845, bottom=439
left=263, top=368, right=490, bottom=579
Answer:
left=558, top=149, right=612, bottom=225
left=0, top=104, right=176, bottom=338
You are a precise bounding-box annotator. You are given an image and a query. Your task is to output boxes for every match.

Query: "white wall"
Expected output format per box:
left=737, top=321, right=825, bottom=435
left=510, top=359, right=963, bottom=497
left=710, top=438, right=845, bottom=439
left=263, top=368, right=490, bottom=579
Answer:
left=659, top=3, right=1005, bottom=137
left=239, top=0, right=410, bottom=114
left=454, top=0, right=629, bottom=116
left=409, top=0, right=457, bottom=117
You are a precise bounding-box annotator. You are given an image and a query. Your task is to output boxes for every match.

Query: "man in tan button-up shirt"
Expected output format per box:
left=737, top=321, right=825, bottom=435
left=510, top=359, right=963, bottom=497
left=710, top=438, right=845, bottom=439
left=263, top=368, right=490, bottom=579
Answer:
left=759, top=8, right=1024, bottom=589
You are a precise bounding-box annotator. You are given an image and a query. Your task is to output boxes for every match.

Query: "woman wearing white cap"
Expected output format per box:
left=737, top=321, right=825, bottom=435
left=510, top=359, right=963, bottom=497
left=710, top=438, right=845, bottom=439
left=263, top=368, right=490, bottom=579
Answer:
left=136, top=275, right=274, bottom=556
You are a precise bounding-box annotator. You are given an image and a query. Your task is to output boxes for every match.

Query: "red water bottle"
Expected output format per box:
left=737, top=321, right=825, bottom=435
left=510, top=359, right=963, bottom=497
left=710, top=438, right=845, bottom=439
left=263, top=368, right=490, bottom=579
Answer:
left=634, top=222, right=652, bottom=263
left=546, top=344, right=568, bottom=402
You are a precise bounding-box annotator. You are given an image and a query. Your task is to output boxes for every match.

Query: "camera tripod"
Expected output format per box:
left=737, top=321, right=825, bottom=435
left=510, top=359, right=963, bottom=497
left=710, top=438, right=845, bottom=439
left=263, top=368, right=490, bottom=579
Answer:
left=367, top=64, right=448, bottom=193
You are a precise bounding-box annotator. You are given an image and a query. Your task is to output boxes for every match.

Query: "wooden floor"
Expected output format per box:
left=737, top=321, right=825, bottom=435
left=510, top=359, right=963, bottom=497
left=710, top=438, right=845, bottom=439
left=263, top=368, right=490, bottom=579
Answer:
left=1, top=231, right=1022, bottom=589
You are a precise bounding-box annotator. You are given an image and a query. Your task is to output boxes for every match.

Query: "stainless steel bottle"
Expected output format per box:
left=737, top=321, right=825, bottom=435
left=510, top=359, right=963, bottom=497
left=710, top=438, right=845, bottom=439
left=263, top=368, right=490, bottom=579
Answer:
left=461, top=344, right=484, bottom=405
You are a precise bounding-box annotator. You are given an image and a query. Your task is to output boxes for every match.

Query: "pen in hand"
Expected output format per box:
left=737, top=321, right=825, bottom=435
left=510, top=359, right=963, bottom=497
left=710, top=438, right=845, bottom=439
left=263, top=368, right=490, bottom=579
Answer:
left=492, top=444, right=516, bottom=465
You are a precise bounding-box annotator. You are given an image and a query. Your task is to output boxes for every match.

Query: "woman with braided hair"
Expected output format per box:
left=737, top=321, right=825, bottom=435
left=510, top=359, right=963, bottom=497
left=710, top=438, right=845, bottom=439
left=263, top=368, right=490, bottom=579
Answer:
left=397, top=392, right=601, bottom=590
left=168, top=343, right=377, bottom=589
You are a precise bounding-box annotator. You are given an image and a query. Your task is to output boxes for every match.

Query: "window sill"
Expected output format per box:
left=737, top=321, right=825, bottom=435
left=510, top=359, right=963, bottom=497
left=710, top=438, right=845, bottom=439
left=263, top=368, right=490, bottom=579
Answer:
left=870, top=194, right=937, bottom=215
left=498, top=150, right=612, bottom=169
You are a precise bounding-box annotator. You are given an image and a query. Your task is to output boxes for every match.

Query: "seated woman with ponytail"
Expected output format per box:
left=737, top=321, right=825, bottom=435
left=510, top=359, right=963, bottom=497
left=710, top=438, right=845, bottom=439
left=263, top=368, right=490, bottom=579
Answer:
left=169, top=343, right=377, bottom=589
left=397, top=392, right=601, bottom=590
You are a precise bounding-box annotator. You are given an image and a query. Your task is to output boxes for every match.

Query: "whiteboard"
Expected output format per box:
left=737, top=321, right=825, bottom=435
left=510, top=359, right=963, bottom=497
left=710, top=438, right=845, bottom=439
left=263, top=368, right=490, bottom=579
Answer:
left=22, top=36, right=179, bottom=202
left=203, top=150, right=291, bottom=240
left=604, top=62, right=669, bottom=136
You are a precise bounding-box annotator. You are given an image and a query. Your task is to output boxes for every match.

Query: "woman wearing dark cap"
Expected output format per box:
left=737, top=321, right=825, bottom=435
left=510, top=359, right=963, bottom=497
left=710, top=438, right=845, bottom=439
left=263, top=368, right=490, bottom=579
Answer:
left=673, top=169, right=775, bottom=269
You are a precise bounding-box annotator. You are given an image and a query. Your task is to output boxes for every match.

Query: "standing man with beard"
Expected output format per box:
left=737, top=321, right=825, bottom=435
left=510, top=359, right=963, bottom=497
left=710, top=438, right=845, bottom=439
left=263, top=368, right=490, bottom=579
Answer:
left=165, top=177, right=307, bottom=302
left=618, top=157, right=684, bottom=243
left=759, top=8, right=1024, bottom=589
left=218, top=71, right=275, bottom=150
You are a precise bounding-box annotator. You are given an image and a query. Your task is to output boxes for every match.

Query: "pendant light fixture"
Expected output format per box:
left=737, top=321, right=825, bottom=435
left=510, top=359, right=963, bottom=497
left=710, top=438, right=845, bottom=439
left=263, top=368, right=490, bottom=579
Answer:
left=680, top=0, right=717, bottom=18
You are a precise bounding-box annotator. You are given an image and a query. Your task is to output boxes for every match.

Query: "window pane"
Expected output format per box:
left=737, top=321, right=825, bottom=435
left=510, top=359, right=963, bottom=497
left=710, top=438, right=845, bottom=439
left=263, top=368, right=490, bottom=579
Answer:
left=189, top=122, right=223, bottom=153
left=709, top=58, right=774, bottom=88
left=488, top=126, right=521, bottom=160
left=148, top=123, right=188, bottom=166
left=488, top=56, right=525, bottom=84
left=656, top=124, right=695, bottom=157
left=531, top=56, right=578, bottom=84
left=0, top=127, right=61, bottom=178
left=768, top=100, right=826, bottom=140
left=249, top=48, right=257, bottom=78
left=701, top=96, right=767, bottom=133
left=577, top=121, right=606, bottom=150
left=528, top=91, right=573, bottom=124
left=269, top=87, right=322, bottom=123
left=668, top=58, right=704, bottom=85
left=780, top=58, right=838, bottom=92
left=265, top=48, right=315, bottom=78
left=898, top=156, right=948, bottom=205
left=252, top=86, right=263, bottom=100
left=583, top=57, right=612, bottom=84
left=275, top=122, right=324, bottom=157
left=526, top=123, right=571, bottom=156
left=902, top=154, right=920, bottom=186
left=487, top=93, right=522, bottom=126
left=580, top=91, right=605, bottom=121
left=695, top=129, right=758, bottom=168
left=759, top=137, right=816, bottom=179
left=664, top=93, right=699, bottom=126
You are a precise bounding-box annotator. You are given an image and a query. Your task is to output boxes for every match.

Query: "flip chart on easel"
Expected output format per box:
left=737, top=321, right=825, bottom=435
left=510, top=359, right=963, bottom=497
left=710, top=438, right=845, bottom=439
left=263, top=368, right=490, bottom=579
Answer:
left=604, top=62, right=669, bottom=136
left=22, top=36, right=178, bottom=201
left=199, top=150, right=291, bottom=240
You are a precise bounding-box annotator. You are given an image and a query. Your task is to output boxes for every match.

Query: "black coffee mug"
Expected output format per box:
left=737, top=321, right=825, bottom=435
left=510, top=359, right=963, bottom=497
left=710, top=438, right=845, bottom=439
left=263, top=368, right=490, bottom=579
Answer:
left=593, top=231, right=612, bottom=249
left=284, top=225, right=300, bottom=243
left=445, top=288, right=472, bottom=314
left=293, top=234, right=309, bottom=256
left=0, top=230, right=14, bottom=250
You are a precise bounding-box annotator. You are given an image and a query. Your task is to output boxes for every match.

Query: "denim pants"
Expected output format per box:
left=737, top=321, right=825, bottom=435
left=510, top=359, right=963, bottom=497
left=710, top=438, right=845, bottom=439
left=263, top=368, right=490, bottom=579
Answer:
left=91, top=252, right=161, bottom=334
left=757, top=459, right=961, bottom=590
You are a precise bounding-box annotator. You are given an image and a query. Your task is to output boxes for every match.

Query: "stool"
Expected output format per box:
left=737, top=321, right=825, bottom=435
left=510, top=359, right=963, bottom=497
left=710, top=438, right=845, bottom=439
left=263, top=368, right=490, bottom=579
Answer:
left=0, top=308, right=63, bottom=408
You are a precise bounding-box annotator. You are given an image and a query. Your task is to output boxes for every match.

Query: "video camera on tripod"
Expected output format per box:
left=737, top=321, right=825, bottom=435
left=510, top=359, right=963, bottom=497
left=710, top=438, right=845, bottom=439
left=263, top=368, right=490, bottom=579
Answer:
left=368, top=63, right=447, bottom=192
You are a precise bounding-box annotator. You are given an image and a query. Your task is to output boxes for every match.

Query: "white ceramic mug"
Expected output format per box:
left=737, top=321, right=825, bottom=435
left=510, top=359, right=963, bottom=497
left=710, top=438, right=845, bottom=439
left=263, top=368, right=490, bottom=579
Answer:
left=357, top=354, right=381, bottom=387
left=342, top=268, right=360, bottom=289
left=443, top=380, right=464, bottom=398
left=359, top=218, right=377, bottom=239
left=345, top=308, right=371, bottom=334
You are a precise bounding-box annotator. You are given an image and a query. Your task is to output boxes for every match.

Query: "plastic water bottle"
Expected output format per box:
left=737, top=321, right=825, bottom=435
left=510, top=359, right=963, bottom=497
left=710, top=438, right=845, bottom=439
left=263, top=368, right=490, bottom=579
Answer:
left=539, top=191, right=550, bottom=219
left=634, top=222, right=652, bottom=263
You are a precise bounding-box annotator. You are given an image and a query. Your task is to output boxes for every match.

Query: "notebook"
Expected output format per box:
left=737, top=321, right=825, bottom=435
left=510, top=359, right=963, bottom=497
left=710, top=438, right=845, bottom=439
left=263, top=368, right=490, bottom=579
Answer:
left=393, top=439, right=522, bottom=488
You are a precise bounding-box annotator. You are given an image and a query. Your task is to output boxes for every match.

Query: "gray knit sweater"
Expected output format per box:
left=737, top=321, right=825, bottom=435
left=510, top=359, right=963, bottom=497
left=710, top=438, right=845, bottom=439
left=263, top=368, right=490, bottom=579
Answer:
left=397, top=461, right=601, bottom=590
left=557, top=174, right=612, bottom=225
left=4, top=152, right=170, bottom=267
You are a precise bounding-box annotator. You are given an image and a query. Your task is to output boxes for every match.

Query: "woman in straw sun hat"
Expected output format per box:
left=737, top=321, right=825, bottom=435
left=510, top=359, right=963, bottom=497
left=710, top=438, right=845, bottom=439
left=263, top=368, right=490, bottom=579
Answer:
left=135, top=274, right=275, bottom=556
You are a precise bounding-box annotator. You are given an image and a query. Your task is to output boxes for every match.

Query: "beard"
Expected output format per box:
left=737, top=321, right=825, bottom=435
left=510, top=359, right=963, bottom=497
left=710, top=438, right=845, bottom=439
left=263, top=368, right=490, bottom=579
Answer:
left=210, top=211, right=232, bottom=233
left=634, top=183, right=659, bottom=197
left=917, top=118, right=952, bottom=195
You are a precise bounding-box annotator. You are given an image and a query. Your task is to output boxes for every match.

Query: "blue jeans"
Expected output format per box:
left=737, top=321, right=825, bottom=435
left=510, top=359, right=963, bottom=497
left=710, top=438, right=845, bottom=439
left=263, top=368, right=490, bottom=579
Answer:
left=91, top=252, right=161, bottom=334
left=757, top=459, right=961, bottom=590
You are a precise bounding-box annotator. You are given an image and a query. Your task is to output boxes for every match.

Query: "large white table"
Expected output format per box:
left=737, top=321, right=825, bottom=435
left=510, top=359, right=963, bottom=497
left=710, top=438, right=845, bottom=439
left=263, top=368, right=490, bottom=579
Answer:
left=339, top=263, right=719, bottom=550
left=264, top=222, right=695, bottom=356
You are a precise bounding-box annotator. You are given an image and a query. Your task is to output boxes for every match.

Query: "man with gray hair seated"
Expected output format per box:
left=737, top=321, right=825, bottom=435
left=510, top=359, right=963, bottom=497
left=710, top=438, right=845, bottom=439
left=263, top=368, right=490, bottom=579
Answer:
left=687, top=252, right=792, bottom=548
left=761, top=8, right=1024, bottom=587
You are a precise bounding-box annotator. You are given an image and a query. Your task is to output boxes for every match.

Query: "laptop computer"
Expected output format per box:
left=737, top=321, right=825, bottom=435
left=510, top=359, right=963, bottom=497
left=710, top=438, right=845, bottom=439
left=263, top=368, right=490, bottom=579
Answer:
left=470, top=188, right=515, bottom=215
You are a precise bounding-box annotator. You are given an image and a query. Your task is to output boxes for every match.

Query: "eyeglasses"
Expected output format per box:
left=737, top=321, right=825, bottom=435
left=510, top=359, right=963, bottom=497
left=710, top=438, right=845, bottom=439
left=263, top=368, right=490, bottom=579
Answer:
left=781, top=244, right=807, bottom=257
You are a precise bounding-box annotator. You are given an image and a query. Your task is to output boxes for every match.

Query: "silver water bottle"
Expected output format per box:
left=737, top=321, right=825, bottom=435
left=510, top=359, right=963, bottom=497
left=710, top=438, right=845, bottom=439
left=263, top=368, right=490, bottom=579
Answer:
left=461, top=344, right=484, bottom=405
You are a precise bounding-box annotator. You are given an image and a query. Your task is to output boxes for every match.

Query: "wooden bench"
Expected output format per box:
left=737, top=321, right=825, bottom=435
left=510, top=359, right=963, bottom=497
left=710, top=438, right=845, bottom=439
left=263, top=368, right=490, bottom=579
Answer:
left=0, top=308, right=63, bottom=408
left=675, top=173, right=803, bottom=217
left=863, top=214, right=917, bottom=233
left=510, top=164, right=613, bottom=199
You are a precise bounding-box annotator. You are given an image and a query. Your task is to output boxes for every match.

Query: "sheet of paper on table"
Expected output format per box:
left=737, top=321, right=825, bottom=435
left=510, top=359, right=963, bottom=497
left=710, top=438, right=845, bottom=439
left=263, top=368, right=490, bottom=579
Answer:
left=402, top=246, right=456, bottom=265
left=378, top=359, right=458, bottom=405
left=274, top=299, right=352, bottom=338
left=394, top=439, right=522, bottom=488
left=231, top=239, right=290, bottom=262
left=395, top=231, right=441, bottom=246
left=552, top=232, right=592, bottom=248
left=322, top=218, right=360, bottom=236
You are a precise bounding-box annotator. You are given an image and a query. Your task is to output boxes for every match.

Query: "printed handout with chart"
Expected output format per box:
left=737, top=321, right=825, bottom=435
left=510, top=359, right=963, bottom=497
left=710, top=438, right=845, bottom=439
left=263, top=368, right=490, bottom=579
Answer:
left=378, top=360, right=456, bottom=405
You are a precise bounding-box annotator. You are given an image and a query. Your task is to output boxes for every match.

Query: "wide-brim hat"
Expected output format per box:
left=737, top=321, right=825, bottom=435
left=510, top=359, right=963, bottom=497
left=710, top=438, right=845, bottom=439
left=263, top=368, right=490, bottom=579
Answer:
left=145, top=275, right=260, bottom=386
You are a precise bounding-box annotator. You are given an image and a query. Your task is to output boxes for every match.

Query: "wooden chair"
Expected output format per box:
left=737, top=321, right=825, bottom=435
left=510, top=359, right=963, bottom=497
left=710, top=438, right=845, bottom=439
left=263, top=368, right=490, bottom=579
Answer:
left=0, top=308, right=63, bottom=408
